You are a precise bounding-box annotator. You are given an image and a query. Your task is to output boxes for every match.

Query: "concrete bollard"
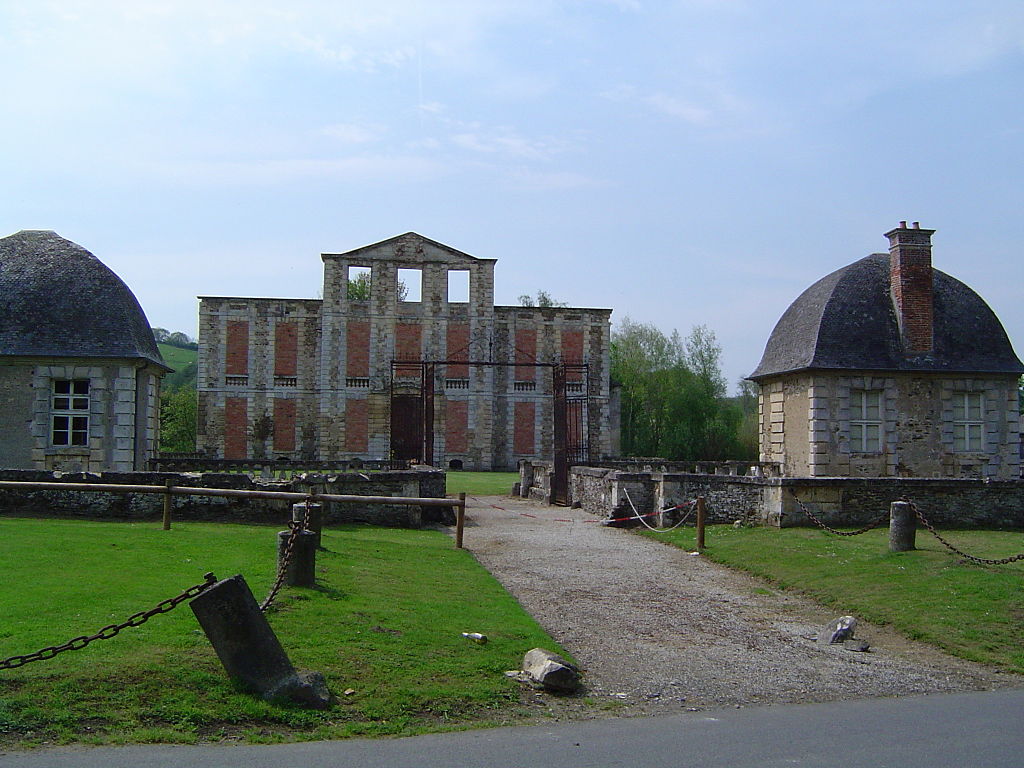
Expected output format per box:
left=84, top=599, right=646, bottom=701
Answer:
left=190, top=574, right=331, bottom=707
left=277, top=528, right=319, bottom=587
left=292, top=501, right=323, bottom=549
left=889, top=501, right=917, bottom=552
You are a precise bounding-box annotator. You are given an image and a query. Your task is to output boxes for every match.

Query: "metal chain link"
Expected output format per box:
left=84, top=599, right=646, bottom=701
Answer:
left=259, top=498, right=312, bottom=612
left=904, top=498, right=1024, bottom=566
left=0, top=572, right=218, bottom=671
left=788, top=489, right=889, bottom=536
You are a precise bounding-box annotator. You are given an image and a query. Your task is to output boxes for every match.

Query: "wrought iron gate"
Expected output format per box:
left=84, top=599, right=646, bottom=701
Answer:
left=551, top=363, right=589, bottom=506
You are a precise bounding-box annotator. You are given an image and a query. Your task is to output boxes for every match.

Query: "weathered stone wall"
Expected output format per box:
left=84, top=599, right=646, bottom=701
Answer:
left=757, top=372, right=1021, bottom=480
left=0, top=468, right=447, bottom=528
left=779, top=477, right=1024, bottom=529
left=523, top=463, right=1024, bottom=530
left=0, top=359, right=164, bottom=473
left=0, top=363, right=35, bottom=468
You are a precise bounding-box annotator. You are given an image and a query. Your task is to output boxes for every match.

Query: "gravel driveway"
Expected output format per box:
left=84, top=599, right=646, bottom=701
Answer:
left=462, top=495, right=1020, bottom=716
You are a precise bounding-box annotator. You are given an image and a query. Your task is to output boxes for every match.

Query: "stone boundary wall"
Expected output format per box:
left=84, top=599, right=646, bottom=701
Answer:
left=519, top=462, right=1024, bottom=529
left=0, top=468, right=447, bottom=528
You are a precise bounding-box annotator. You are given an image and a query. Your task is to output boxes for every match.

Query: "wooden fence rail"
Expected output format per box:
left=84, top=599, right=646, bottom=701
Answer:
left=0, top=481, right=469, bottom=547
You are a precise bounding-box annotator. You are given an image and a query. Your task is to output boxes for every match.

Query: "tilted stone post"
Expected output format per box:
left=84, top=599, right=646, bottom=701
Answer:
left=190, top=574, right=330, bottom=707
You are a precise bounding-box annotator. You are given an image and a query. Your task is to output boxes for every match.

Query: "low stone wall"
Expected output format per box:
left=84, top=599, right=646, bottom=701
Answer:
left=0, top=467, right=448, bottom=528
left=781, top=477, right=1024, bottom=529
left=520, top=462, right=1024, bottom=529
left=517, top=460, right=554, bottom=505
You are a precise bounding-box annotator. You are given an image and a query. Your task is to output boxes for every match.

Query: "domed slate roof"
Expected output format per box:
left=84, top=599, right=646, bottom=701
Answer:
left=0, top=230, right=167, bottom=368
left=749, top=253, right=1023, bottom=380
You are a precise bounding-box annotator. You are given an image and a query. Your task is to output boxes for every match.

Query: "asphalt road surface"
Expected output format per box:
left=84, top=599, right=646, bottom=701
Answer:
left=3, top=689, right=1022, bottom=768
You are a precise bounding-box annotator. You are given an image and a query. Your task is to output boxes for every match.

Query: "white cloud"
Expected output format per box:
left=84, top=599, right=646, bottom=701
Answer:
left=644, top=93, right=712, bottom=125
left=320, top=123, right=385, bottom=144
left=507, top=168, right=604, bottom=189
left=143, top=154, right=445, bottom=186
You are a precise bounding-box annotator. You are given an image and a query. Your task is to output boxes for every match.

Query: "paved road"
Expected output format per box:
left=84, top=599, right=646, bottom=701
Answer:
left=3, top=689, right=1022, bottom=767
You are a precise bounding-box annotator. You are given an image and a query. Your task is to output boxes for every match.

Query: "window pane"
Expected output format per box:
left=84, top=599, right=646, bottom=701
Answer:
left=952, top=399, right=965, bottom=420
left=850, top=423, right=863, bottom=449
left=54, top=380, right=71, bottom=394
left=72, top=380, right=89, bottom=395
left=71, top=397, right=88, bottom=410
left=967, top=394, right=982, bottom=420
left=53, top=397, right=70, bottom=410
left=850, top=395, right=863, bottom=420
left=71, top=431, right=88, bottom=446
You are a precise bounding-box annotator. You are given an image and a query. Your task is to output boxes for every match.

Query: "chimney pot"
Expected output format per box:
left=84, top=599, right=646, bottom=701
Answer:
left=899, top=221, right=907, bottom=229
left=912, top=221, right=920, bottom=229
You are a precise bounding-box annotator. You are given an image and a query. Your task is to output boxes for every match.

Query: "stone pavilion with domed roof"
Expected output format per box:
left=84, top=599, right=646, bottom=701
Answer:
left=749, top=222, right=1023, bottom=480
left=0, top=230, right=169, bottom=472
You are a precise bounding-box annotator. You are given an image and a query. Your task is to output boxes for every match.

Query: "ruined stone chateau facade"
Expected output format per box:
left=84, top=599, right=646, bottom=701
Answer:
left=197, top=233, right=614, bottom=469
left=749, top=223, right=1023, bottom=480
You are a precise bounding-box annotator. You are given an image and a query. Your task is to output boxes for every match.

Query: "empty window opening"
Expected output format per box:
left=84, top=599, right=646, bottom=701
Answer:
left=52, top=379, right=90, bottom=446
left=347, top=266, right=372, bottom=301
left=849, top=389, right=882, bottom=453
left=449, top=459, right=464, bottom=470
left=397, top=268, right=422, bottom=302
left=953, top=392, right=984, bottom=451
left=447, top=270, right=470, bottom=303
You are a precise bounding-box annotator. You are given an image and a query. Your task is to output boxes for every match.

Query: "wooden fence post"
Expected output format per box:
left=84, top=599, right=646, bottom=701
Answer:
left=696, top=496, right=706, bottom=550
left=162, top=479, right=173, bottom=530
left=456, top=492, right=466, bottom=549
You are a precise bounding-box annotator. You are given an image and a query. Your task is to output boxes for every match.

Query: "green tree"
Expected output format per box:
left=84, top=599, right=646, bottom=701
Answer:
left=159, top=388, right=197, bottom=453
left=347, top=272, right=407, bottom=301
left=611, top=318, right=753, bottom=461
left=518, top=290, right=567, bottom=308
left=347, top=271, right=372, bottom=300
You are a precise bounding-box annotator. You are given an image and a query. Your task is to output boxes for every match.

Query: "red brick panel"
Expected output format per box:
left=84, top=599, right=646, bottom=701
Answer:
left=345, top=399, right=368, bottom=452
left=446, top=400, right=469, bottom=453
left=274, top=322, right=298, bottom=377
left=273, top=398, right=296, bottom=452
left=395, top=323, right=422, bottom=377
left=513, top=401, right=535, bottom=455
left=224, top=397, right=248, bottom=459
left=226, top=321, right=249, bottom=375
left=346, top=321, right=370, bottom=377
left=561, top=329, right=584, bottom=382
left=446, top=323, right=470, bottom=379
left=514, top=329, right=536, bottom=382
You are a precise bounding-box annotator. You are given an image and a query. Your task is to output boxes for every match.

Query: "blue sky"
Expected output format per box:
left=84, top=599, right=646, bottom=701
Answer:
left=3, top=1, right=1022, bottom=389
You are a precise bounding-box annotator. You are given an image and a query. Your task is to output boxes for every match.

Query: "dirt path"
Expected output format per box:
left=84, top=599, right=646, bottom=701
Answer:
left=461, top=495, right=1021, bottom=716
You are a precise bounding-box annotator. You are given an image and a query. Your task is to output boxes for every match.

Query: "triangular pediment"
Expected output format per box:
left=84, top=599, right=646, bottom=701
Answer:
left=323, top=232, right=493, bottom=265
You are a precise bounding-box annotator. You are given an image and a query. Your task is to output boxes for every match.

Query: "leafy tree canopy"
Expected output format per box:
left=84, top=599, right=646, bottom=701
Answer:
left=518, top=290, right=567, bottom=308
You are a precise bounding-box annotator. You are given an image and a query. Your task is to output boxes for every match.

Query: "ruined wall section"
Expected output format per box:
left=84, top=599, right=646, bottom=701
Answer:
left=492, top=306, right=613, bottom=469
left=197, top=297, right=322, bottom=459
left=319, top=233, right=497, bottom=465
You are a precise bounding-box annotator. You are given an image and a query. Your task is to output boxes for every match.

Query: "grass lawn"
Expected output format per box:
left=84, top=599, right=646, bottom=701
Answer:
left=445, top=472, right=519, bottom=497
left=0, top=517, right=564, bottom=748
left=156, top=343, right=196, bottom=372
left=643, top=524, right=1024, bottom=673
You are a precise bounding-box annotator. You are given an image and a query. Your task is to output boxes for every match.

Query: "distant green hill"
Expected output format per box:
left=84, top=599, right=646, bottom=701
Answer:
left=158, top=343, right=197, bottom=392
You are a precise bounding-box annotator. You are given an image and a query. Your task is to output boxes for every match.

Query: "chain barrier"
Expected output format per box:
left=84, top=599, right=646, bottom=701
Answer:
left=623, top=490, right=697, bottom=533
left=0, top=572, right=218, bottom=671
left=904, top=498, right=1024, bottom=566
left=259, top=497, right=312, bottom=612
left=787, top=489, right=888, bottom=536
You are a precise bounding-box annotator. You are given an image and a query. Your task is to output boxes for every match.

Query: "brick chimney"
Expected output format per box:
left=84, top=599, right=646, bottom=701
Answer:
left=886, top=221, right=935, bottom=354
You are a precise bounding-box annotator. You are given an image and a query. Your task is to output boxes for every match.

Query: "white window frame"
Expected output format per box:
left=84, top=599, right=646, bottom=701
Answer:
left=849, top=389, right=882, bottom=453
left=952, top=392, right=984, bottom=452
left=51, top=379, right=90, bottom=447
